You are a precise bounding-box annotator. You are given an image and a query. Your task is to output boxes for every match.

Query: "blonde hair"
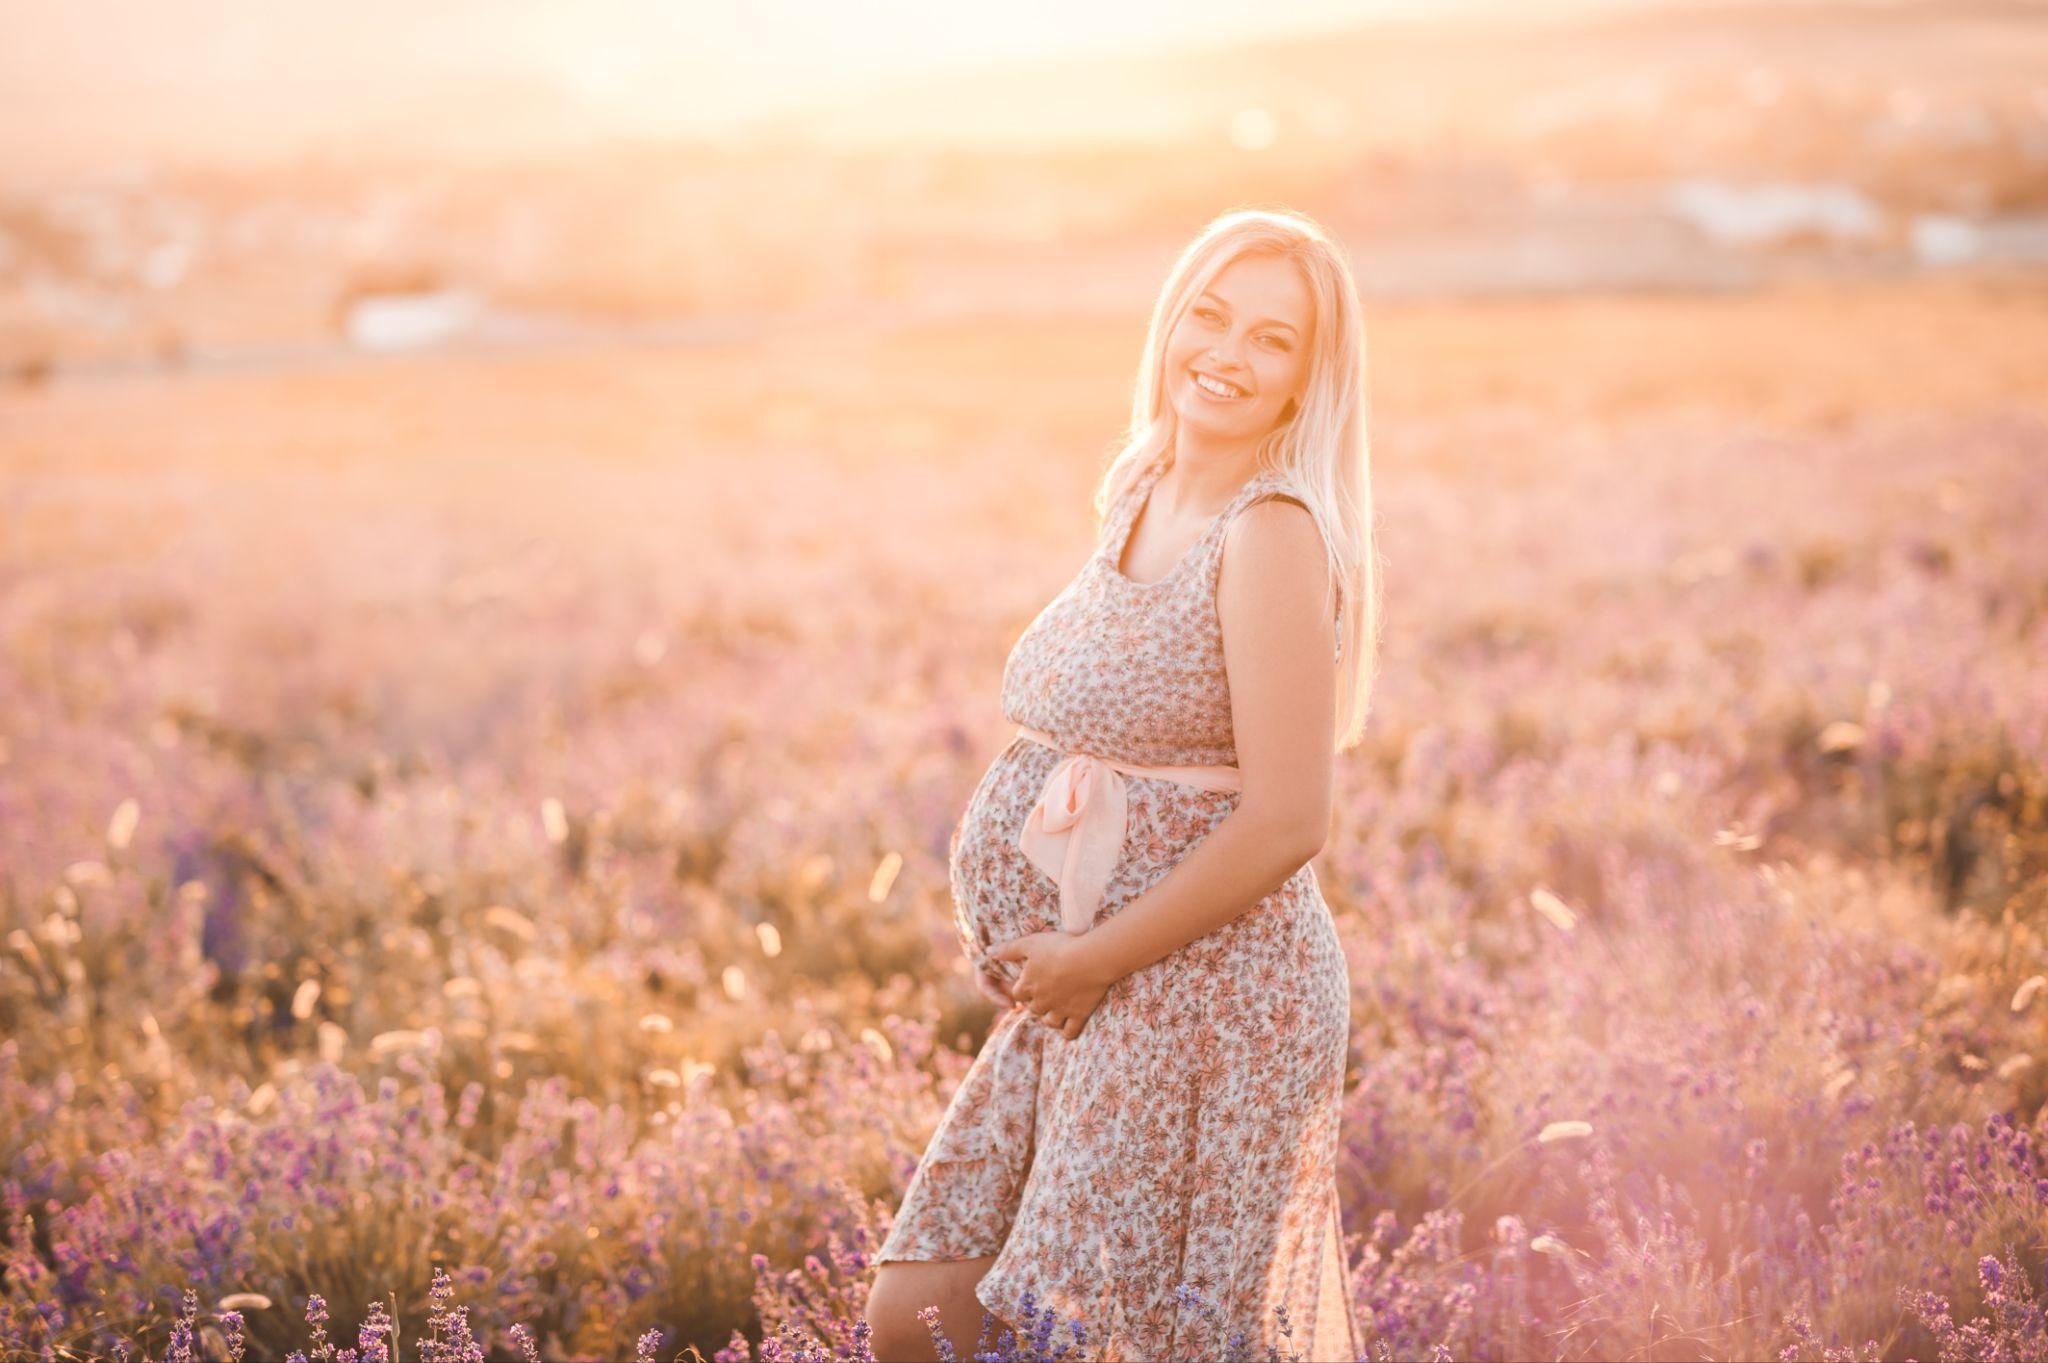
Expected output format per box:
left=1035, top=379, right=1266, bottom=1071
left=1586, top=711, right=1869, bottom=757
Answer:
left=1093, top=207, right=1384, bottom=752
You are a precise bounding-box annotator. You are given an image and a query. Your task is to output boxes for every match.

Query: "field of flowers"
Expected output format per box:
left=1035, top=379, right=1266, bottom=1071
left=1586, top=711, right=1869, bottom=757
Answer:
left=3, top=275, right=2046, bottom=1360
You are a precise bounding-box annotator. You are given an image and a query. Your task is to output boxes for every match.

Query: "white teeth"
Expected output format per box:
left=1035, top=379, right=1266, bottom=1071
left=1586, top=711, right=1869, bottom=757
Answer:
left=1193, top=371, right=1245, bottom=398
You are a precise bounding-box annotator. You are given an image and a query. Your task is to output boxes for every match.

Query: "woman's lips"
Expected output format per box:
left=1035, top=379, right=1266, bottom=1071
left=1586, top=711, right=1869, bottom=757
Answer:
left=1189, top=367, right=1249, bottom=400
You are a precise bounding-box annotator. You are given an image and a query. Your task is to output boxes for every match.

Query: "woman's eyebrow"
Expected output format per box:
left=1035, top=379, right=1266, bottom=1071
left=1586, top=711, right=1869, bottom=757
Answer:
left=1196, top=291, right=1300, bottom=334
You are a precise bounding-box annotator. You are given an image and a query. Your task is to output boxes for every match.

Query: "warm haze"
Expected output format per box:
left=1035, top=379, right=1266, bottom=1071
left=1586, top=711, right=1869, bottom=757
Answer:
left=3, top=2, right=2047, bottom=1360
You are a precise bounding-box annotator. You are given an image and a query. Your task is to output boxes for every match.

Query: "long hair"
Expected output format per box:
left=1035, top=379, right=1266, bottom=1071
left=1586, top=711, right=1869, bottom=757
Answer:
left=1093, top=207, right=1384, bottom=752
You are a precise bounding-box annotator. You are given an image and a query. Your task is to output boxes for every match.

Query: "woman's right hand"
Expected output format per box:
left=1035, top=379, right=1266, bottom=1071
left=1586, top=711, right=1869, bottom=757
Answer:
left=971, top=963, right=1019, bottom=1010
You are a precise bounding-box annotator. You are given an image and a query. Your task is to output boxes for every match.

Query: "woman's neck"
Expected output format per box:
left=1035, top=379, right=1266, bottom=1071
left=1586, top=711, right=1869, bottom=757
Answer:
left=1159, top=436, right=1261, bottom=516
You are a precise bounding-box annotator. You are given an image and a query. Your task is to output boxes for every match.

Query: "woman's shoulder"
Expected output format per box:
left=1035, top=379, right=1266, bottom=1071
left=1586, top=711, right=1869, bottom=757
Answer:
left=1221, top=475, right=1339, bottom=603
left=1229, top=470, right=1313, bottom=522
left=1222, top=476, right=1344, bottom=649
left=1225, top=483, right=1321, bottom=551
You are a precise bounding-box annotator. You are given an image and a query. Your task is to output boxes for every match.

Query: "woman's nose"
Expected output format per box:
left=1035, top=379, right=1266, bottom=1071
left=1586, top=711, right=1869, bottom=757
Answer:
left=1206, top=342, right=1248, bottom=371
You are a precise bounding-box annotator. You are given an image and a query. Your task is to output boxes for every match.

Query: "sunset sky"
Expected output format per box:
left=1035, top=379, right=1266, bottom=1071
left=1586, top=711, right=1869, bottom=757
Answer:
left=1, top=0, right=1669, bottom=176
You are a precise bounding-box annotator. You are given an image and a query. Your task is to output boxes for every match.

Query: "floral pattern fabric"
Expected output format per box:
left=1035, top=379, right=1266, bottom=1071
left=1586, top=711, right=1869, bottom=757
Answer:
left=875, top=455, right=1362, bottom=1363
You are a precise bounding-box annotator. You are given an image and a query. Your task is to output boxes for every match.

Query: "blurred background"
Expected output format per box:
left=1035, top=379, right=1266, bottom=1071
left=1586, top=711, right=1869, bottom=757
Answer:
left=4, top=0, right=2046, bottom=374
left=5, top=2, right=2048, bottom=1361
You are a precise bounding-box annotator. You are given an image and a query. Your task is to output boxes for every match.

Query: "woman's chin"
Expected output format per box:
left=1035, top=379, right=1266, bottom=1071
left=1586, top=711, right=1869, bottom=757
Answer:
left=1171, top=395, right=1255, bottom=435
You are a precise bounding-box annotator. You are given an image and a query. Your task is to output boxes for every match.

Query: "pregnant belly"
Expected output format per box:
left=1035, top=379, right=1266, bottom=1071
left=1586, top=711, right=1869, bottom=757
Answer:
left=944, top=737, right=1251, bottom=986
left=946, top=739, right=1067, bottom=982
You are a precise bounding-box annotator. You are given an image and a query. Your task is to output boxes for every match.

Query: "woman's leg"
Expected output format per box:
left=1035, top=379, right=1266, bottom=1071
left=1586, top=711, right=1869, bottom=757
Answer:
left=865, top=1254, right=1017, bottom=1362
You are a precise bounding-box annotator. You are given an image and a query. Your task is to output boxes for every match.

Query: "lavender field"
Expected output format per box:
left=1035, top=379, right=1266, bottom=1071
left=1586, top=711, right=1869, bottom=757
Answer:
left=2, top=272, right=2045, bottom=1360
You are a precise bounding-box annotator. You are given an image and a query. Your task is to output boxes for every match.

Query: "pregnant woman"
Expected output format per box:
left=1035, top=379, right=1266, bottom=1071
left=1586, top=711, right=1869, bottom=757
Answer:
left=864, top=207, right=1383, bottom=1363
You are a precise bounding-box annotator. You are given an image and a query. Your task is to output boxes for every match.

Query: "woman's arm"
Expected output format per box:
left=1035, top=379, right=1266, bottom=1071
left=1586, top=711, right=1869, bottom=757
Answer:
left=1076, top=498, right=1340, bottom=986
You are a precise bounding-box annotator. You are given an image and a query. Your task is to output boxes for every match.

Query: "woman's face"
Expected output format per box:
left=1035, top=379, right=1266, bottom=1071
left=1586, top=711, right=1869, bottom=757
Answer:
left=1163, top=250, right=1315, bottom=445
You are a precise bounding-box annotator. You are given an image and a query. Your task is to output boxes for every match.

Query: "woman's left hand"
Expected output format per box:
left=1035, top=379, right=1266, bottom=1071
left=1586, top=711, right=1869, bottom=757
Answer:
left=987, top=931, right=1113, bottom=1041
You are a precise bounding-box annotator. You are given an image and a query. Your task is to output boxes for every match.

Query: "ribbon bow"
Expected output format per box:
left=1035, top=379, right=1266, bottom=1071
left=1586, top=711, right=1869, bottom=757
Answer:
left=1018, top=751, right=1131, bottom=935
left=1012, top=724, right=1244, bottom=935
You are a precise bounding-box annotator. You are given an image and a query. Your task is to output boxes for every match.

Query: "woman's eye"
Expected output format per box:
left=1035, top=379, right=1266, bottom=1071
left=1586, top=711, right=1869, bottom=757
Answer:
left=1197, top=308, right=1221, bottom=322
left=1261, top=336, right=1290, bottom=351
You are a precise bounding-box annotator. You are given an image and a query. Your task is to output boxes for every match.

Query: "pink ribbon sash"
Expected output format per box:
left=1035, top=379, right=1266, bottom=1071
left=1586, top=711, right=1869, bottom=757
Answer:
left=1013, top=723, right=1243, bottom=935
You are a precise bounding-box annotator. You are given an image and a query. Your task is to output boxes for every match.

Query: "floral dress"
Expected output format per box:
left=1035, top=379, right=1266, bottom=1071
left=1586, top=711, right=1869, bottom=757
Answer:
left=875, top=454, right=1362, bottom=1363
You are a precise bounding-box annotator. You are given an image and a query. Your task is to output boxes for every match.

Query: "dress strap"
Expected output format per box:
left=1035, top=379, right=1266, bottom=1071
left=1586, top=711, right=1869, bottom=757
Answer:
left=1227, top=476, right=1346, bottom=664
left=1098, top=458, right=1165, bottom=560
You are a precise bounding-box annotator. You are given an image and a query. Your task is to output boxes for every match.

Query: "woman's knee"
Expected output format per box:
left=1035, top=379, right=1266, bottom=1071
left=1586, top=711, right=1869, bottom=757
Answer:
left=866, top=1258, right=1007, bottom=1360
left=864, top=1264, right=944, bottom=1355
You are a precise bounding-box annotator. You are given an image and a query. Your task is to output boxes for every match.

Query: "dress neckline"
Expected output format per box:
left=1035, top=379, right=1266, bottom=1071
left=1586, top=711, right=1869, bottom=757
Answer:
left=1103, top=460, right=1279, bottom=589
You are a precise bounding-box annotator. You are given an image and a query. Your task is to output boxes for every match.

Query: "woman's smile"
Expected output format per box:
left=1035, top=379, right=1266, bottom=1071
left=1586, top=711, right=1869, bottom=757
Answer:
left=1189, top=367, right=1250, bottom=401
left=1164, top=248, right=1312, bottom=452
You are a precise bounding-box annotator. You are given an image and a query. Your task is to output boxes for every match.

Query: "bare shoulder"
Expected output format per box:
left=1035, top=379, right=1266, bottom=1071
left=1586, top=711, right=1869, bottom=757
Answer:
left=1221, top=496, right=1326, bottom=580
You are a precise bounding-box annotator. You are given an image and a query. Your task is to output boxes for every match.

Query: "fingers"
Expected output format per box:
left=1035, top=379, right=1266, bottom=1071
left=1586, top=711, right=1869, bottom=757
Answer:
left=1017, top=997, right=1079, bottom=1035
left=971, top=969, right=1016, bottom=1009
left=1003, top=981, right=1084, bottom=1038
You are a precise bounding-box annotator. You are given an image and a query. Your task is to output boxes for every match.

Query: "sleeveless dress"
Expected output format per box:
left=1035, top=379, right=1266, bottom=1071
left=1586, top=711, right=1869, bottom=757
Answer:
left=875, top=454, right=1362, bottom=1363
